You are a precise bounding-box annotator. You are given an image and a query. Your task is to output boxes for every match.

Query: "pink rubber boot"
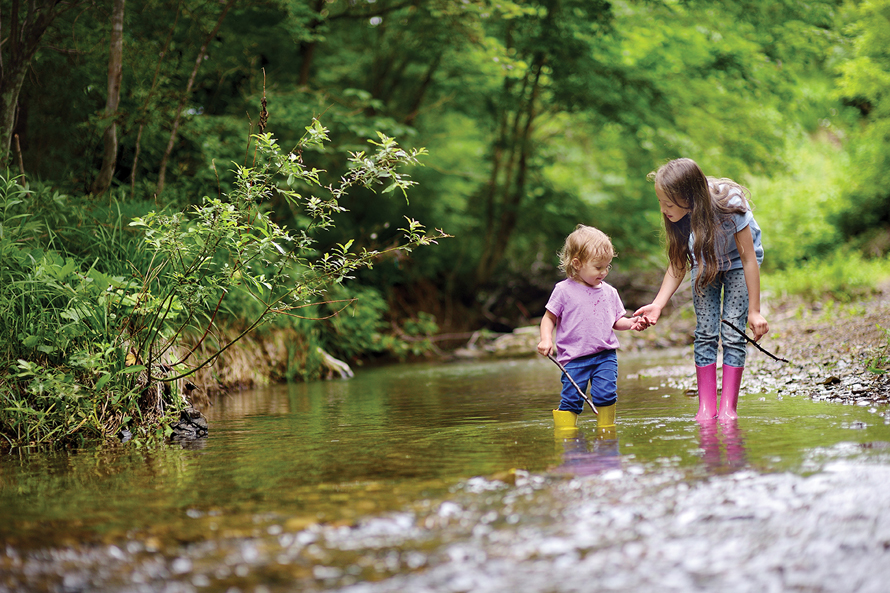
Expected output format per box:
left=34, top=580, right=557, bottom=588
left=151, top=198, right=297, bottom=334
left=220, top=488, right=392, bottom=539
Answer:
left=695, top=363, right=718, bottom=421
left=719, top=365, right=744, bottom=422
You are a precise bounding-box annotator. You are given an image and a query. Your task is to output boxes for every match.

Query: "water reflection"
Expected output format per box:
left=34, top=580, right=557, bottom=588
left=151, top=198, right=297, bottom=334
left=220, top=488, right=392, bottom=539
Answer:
left=698, top=419, right=747, bottom=473
left=552, top=426, right=621, bottom=477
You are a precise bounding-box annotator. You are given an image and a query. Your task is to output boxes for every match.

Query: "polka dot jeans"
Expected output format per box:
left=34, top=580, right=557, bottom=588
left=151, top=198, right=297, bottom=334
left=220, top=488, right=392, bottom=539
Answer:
left=691, top=268, right=749, bottom=368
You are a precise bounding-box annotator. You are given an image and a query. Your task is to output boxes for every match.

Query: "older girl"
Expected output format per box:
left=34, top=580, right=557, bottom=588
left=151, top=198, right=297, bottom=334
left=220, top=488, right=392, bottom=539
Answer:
left=635, top=158, right=769, bottom=422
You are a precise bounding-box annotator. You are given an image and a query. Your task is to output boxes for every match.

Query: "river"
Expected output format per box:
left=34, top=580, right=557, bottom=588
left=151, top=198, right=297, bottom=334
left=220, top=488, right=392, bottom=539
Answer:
left=2, top=352, right=890, bottom=592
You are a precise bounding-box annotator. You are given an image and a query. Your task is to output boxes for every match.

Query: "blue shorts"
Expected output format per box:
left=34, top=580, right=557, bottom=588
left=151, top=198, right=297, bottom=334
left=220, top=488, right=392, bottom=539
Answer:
left=558, top=350, right=618, bottom=414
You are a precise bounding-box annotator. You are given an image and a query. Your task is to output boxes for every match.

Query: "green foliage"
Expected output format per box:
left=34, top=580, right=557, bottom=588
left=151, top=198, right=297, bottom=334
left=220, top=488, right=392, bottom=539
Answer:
left=314, top=284, right=439, bottom=362
left=0, top=121, right=446, bottom=449
left=747, top=135, right=848, bottom=271
left=8, top=0, right=890, bottom=334
left=831, top=0, right=890, bottom=239
left=763, top=248, right=890, bottom=301
left=124, top=124, right=445, bottom=386
left=0, top=177, right=151, bottom=448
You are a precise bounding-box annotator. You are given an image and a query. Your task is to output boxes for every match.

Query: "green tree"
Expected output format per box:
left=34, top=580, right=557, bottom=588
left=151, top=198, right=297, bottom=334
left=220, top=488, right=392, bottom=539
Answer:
left=833, top=0, right=890, bottom=241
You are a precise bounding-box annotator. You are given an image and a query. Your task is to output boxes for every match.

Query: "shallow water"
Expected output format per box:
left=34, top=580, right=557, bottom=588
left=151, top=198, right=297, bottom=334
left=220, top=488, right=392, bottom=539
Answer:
left=2, top=352, right=890, bottom=592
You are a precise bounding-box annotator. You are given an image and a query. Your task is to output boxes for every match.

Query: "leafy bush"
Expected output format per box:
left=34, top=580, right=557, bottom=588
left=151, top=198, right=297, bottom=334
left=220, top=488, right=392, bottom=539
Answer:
left=0, top=122, right=447, bottom=450
left=762, top=248, right=890, bottom=302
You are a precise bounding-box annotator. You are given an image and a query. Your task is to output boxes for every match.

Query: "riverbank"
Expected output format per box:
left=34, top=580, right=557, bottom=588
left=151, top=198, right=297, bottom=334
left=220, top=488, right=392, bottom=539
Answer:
left=626, top=287, right=890, bottom=416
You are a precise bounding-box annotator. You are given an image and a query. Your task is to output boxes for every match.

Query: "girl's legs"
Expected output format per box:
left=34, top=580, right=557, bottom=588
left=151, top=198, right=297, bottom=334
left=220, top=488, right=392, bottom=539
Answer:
left=692, top=275, right=722, bottom=420
left=719, top=269, right=749, bottom=368
left=718, top=269, right=749, bottom=420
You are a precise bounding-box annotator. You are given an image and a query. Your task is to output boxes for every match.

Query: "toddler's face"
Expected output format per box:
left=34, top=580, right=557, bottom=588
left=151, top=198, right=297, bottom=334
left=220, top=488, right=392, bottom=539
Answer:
left=573, top=257, right=611, bottom=288
left=655, top=184, right=691, bottom=223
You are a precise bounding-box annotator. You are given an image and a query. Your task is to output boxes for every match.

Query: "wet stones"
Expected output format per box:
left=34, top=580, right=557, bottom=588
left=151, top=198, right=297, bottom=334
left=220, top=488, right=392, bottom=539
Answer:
left=170, top=407, right=209, bottom=440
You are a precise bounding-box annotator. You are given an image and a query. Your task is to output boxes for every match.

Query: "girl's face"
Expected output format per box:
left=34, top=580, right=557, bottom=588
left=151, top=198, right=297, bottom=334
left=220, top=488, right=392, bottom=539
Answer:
left=655, top=184, right=691, bottom=223
left=572, top=256, right=612, bottom=288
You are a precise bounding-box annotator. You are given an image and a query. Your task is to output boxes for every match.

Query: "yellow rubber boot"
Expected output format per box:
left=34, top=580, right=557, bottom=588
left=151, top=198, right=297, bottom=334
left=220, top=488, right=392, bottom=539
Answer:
left=552, top=409, right=579, bottom=437
left=596, top=403, right=616, bottom=429
left=595, top=403, right=617, bottom=439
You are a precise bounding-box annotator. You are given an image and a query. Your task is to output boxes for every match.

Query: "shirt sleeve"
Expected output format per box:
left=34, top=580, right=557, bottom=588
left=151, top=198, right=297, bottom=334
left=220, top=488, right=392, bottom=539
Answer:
left=545, top=282, right=565, bottom=319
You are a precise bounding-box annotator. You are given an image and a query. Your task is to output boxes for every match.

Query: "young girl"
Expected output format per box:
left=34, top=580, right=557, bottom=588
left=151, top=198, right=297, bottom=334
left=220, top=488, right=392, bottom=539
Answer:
left=634, top=158, right=769, bottom=422
left=537, top=225, right=647, bottom=431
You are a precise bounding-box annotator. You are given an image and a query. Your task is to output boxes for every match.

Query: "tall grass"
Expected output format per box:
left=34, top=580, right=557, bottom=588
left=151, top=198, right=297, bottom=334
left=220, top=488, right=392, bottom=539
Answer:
left=0, top=177, right=152, bottom=449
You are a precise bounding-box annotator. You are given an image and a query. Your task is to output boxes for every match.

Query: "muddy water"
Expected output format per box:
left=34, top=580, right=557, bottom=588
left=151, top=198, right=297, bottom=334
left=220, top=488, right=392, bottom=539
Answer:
left=2, top=352, right=890, bottom=592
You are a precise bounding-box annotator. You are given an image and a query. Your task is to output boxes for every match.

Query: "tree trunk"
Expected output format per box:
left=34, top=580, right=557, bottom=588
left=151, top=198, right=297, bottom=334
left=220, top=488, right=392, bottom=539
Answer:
left=297, top=0, right=326, bottom=86
left=91, top=0, right=126, bottom=196
left=156, top=0, right=235, bottom=196
left=474, top=59, right=543, bottom=287
left=130, top=0, right=181, bottom=197
left=0, top=0, right=67, bottom=166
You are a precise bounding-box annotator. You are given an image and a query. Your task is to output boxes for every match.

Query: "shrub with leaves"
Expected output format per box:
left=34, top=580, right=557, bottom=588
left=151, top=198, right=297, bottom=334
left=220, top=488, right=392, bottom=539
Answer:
left=0, top=121, right=447, bottom=449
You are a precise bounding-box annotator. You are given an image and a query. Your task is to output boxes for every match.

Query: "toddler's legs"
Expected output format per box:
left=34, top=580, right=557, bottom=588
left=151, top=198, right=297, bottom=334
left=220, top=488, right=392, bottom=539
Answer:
left=587, top=350, right=618, bottom=430
left=586, top=350, right=618, bottom=408
left=558, top=371, right=586, bottom=415
left=557, top=351, right=618, bottom=415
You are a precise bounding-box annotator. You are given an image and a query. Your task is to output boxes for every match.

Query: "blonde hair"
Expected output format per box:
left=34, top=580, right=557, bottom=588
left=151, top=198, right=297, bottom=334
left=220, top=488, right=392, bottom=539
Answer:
left=558, top=225, right=615, bottom=279
left=650, top=158, right=751, bottom=294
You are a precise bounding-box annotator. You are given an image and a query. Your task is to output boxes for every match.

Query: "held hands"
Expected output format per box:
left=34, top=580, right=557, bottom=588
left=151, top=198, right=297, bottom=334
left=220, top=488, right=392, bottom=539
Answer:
left=632, top=303, right=663, bottom=328
left=629, top=315, right=650, bottom=331
left=614, top=315, right=650, bottom=332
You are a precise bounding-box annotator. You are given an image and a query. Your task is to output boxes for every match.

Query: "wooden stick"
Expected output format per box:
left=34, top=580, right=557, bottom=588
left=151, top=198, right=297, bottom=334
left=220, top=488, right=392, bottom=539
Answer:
left=721, top=319, right=790, bottom=363
left=547, top=353, right=598, bottom=414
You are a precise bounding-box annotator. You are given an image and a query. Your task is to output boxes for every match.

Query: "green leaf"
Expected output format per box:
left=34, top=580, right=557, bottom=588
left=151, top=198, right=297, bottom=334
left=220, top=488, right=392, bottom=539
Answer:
left=94, top=373, right=112, bottom=390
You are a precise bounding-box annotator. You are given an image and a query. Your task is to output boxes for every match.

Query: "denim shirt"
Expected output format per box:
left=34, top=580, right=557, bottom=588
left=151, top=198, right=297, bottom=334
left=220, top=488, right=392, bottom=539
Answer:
left=689, top=187, right=763, bottom=272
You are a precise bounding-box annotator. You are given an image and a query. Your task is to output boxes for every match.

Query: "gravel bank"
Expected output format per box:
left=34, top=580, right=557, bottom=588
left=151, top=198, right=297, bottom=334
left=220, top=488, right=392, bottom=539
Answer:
left=625, top=288, right=890, bottom=421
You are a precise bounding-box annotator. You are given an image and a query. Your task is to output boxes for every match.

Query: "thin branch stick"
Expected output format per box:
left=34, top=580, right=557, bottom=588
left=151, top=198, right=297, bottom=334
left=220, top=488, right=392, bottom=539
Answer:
left=721, top=319, right=790, bottom=363
left=547, top=353, right=598, bottom=415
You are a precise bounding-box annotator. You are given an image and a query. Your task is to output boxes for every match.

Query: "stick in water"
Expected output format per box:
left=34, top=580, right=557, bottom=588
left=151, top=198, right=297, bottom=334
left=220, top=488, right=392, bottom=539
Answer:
left=547, top=353, right=599, bottom=415
left=721, top=319, right=790, bottom=363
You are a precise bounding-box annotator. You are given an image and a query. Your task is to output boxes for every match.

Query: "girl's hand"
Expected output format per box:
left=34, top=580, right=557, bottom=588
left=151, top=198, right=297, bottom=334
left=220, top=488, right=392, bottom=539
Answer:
left=633, top=303, right=662, bottom=327
left=749, top=312, right=769, bottom=341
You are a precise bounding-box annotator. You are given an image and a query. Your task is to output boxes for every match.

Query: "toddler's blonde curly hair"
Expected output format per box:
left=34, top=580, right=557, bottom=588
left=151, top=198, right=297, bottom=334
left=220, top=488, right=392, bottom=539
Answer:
left=558, top=225, right=615, bottom=279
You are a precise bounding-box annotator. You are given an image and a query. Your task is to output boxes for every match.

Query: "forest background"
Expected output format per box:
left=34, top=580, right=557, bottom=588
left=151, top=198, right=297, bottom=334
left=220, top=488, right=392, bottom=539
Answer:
left=2, top=0, right=890, bottom=448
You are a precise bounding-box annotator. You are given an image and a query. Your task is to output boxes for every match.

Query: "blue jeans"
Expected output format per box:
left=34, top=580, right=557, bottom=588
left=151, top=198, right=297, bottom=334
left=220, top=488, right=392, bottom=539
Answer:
left=692, top=268, right=749, bottom=367
left=558, top=350, right=618, bottom=414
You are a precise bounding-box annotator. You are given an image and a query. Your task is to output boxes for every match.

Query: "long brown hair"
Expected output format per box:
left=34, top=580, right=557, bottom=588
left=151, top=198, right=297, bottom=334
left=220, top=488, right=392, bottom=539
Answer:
left=651, top=158, right=751, bottom=294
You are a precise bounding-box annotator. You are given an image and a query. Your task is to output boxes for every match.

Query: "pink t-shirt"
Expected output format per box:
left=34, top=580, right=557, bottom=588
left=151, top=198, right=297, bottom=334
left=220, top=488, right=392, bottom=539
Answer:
left=545, top=279, right=626, bottom=365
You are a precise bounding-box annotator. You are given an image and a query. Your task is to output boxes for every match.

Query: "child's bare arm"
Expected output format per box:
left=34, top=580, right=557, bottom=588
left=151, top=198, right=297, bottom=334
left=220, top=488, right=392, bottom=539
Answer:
left=537, top=311, right=557, bottom=356
left=614, top=315, right=649, bottom=332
